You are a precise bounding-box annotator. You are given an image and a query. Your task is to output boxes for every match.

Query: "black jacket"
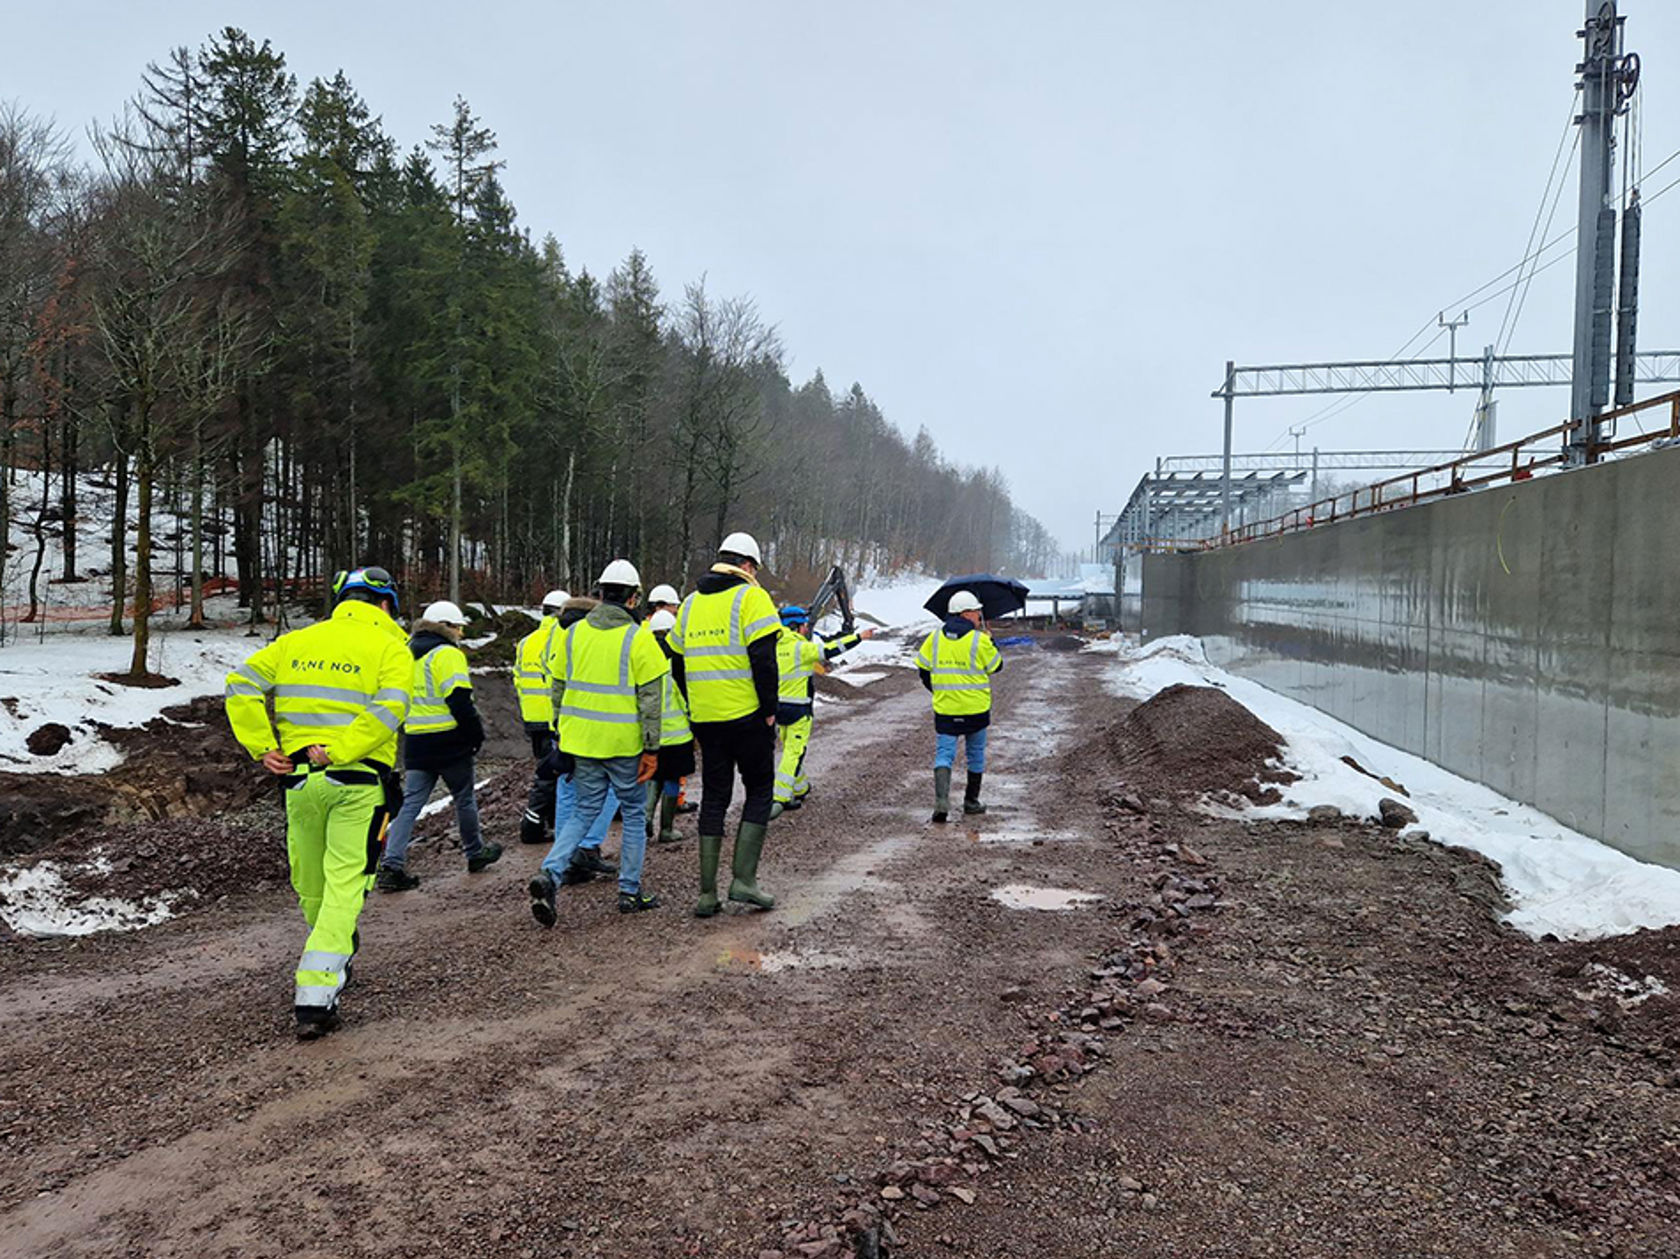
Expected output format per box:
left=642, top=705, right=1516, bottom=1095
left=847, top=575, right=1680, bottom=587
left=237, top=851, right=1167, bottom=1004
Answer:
left=671, top=569, right=779, bottom=721
left=402, top=627, right=485, bottom=771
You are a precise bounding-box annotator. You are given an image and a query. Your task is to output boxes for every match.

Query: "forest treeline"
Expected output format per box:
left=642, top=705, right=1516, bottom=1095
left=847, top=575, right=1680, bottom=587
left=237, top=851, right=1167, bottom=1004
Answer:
left=0, top=28, right=1066, bottom=671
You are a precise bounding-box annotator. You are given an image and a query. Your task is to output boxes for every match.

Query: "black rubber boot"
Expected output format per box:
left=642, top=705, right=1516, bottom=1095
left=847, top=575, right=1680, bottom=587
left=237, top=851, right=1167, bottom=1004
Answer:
left=963, top=772, right=986, bottom=815
left=727, top=821, right=775, bottom=910
left=695, top=834, right=723, bottom=917
left=528, top=872, right=557, bottom=928
left=295, top=1006, right=342, bottom=1041
left=931, top=768, right=952, bottom=824
left=657, top=792, right=681, bottom=843
left=519, top=809, right=547, bottom=845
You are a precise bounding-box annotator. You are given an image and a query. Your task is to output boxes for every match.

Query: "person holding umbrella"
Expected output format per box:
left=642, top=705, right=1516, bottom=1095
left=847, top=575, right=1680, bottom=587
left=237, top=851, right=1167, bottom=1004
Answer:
left=916, top=579, right=1018, bottom=822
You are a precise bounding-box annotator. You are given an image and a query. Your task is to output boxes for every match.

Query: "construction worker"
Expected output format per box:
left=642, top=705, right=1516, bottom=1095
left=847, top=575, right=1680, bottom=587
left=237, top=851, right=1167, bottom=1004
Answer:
left=666, top=531, right=781, bottom=916
left=644, top=582, right=695, bottom=814
left=376, top=601, right=503, bottom=890
left=543, top=594, right=624, bottom=884
left=529, top=560, right=669, bottom=924
left=769, top=605, right=870, bottom=819
left=223, top=566, right=411, bottom=1040
left=915, top=589, right=1003, bottom=823
left=646, top=608, right=696, bottom=843
left=516, top=589, right=568, bottom=845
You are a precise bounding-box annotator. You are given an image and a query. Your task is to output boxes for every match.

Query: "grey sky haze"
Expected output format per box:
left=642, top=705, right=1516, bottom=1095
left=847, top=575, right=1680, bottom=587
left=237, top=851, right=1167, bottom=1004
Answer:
left=8, top=1, right=1678, bottom=556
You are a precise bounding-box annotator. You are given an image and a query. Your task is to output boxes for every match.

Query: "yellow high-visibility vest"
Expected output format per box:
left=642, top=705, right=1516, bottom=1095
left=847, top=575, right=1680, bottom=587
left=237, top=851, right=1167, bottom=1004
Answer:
left=405, top=643, right=471, bottom=734
left=514, top=616, right=559, bottom=724
left=660, top=672, right=692, bottom=747
left=668, top=582, right=780, bottom=722
left=224, top=601, right=412, bottom=769
left=776, top=628, right=823, bottom=702
left=556, top=617, right=669, bottom=758
left=915, top=627, right=1002, bottom=717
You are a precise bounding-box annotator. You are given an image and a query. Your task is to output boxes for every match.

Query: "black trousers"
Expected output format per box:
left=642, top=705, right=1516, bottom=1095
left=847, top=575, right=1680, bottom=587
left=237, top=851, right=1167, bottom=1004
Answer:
left=524, top=722, right=556, bottom=826
left=693, top=714, right=775, bottom=832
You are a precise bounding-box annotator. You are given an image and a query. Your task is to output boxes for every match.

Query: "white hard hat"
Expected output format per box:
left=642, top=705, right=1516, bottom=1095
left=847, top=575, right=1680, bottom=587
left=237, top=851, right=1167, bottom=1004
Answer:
left=598, top=559, right=641, bottom=588
left=648, top=609, right=677, bottom=633
left=542, top=588, right=570, bottom=611
left=647, top=583, right=680, bottom=606
left=947, top=590, right=983, bottom=615
left=719, top=531, right=762, bottom=565
left=424, top=599, right=470, bottom=626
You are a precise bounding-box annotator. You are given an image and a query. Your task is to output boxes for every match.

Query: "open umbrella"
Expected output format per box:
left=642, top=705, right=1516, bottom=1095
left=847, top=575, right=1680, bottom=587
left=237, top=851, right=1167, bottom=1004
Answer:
left=923, top=574, right=1030, bottom=621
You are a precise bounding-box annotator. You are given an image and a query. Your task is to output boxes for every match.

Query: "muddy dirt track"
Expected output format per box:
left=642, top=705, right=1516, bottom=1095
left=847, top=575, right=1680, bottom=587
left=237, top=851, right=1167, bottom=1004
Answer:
left=3, top=643, right=1679, bottom=1258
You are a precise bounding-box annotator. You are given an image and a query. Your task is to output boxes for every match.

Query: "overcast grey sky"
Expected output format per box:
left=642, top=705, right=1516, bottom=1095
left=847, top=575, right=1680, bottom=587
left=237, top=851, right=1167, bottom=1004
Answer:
left=8, top=1, right=1679, bottom=554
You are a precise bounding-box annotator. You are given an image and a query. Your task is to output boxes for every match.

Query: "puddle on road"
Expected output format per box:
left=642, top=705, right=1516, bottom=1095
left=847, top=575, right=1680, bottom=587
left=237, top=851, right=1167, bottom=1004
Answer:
left=714, top=946, right=853, bottom=973
left=989, top=884, right=1104, bottom=912
left=964, top=823, right=1081, bottom=844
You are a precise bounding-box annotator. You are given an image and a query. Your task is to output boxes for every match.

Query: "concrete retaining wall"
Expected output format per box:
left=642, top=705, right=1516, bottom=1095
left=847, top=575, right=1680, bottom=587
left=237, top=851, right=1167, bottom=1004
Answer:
left=1142, top=445, right=1680, bottom=869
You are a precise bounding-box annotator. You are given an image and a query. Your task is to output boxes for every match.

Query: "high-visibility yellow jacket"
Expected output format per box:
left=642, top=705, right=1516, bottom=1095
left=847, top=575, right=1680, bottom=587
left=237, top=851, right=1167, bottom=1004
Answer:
left=660, top=672, right=692, bottom=747
left=668, top=576, right=781, bottom=722
left=224, top=601, right=412, bottom=769
left=514, top=616, right=560, bottom=725
left=405, top=642, right=472, bottom=735
left=776, top=628, right=824, bottom=702
left=551, top=603, right=669, bottom=758
left=915, top=626, right=1003, bottom=717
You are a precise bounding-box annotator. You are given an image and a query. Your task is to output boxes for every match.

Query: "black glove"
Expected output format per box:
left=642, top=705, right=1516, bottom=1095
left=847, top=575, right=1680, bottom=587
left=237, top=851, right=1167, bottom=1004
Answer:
left=536, top=747, right=573, bottom=781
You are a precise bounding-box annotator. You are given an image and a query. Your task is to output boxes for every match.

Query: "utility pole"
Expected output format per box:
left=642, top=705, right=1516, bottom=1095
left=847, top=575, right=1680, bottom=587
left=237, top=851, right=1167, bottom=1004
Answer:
left=1438, top=310, right=1469, bottom=390
left=1473, top=344, right=1499, bottom=450
left=1568, top=0, right=1634, bottom=464
left=1220, top=360, right=1235, bottom=537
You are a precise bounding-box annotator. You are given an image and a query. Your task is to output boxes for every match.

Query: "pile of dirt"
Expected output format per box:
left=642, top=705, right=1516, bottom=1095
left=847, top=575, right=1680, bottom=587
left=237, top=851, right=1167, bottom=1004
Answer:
left=0, top=696, right=270, bottom=857
left=1106, top=682, right=1295, bottom=805
left=1034, top=634, right=1087, bottom=652
left=462, top=606, right=539, bottom=668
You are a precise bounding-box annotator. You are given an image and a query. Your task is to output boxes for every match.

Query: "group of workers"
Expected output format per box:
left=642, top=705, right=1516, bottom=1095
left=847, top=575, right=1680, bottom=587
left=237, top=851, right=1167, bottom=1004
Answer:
left=222, top=531, right=1003, bottom=1041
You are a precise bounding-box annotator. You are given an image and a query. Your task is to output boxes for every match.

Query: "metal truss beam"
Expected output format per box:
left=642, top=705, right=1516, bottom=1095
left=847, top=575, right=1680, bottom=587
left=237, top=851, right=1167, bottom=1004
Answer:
left=1212, top=351, right=1680, bottom=398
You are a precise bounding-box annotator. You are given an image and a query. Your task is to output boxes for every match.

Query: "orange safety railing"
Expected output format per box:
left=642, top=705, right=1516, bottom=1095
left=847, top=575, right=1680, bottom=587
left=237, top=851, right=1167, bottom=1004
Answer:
left=1202, top=389, right=1680, bottom=549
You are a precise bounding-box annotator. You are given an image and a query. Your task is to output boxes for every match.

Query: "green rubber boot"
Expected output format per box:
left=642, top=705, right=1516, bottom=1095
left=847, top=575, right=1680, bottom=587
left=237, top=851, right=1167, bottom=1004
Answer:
left=727, top=821, right=775, bottom=910
left=644, top=781, right=658, bottom=839
left=931, top=767, right=952, bottom=824
left=695, top=834, right=723, bottom=917
left=658, top=790, right=681, bottom=843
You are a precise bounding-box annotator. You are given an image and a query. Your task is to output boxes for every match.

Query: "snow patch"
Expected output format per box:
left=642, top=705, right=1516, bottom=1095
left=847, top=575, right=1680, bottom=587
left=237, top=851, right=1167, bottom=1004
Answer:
left=1573, top=962, right=1670, bottom=1009
left=1105, top=639, right=1680, bottom=942
left=0, top=860, right=178, bottom=937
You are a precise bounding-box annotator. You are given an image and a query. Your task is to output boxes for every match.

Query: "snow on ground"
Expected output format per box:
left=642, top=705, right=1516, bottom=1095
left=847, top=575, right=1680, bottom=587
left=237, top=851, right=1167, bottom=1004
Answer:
left=0, top=618, right=258, bottom=773
left=1105, top=637, right=1680, bottom=942
left=0, top=858, right=179, bottom=936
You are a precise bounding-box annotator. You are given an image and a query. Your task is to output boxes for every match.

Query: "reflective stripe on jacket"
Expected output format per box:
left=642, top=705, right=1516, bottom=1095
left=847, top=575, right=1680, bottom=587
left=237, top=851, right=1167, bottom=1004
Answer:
left=668, top=582, right=781, bottom=722
left=224, top=600, right=412, bottom=768
left=406, top=644, right=471, bottom=734
left=514, top=617, right=559, bottom=724
left=915, top=627, right=1002, bottom=717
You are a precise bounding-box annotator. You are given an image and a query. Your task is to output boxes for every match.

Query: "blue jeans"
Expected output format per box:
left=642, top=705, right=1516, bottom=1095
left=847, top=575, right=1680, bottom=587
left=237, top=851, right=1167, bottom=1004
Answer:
left=554, top=772, right=617, bottom=850
left=542, top=756, right=648, bottom=893
left=382, top=758, right=482, bottom=870
left=935, top=728, right=988, bottom=773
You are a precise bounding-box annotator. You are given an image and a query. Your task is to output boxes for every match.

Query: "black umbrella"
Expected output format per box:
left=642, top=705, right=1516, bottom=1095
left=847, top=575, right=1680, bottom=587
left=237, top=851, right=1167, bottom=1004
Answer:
left=923, top=574, right=1030, bottom=621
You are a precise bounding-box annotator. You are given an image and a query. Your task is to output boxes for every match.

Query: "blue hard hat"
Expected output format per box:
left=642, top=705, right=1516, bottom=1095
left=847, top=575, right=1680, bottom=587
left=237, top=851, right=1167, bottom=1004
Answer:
left=779, top=604, right=809, bottom=626
left=336, top=566, right=400, bottom=614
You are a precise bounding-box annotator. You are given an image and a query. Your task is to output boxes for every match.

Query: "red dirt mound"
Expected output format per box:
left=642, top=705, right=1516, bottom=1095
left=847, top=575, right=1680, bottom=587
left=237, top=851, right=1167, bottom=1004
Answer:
left=1106, top=682, right=1295, bottom=805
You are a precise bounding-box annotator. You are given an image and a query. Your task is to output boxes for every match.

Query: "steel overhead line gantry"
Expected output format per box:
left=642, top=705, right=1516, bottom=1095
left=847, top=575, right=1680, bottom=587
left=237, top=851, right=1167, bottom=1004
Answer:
left=1211, top=348, right=1680, bottom=533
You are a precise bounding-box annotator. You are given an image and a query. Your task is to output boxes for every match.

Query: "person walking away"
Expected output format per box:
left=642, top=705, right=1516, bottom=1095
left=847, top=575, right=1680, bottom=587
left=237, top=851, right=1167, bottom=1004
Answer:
left=376, top=601, right=503, bottom=889
left=666, top=531, right=781, bottom=916
left=223, top=566, right=411, bottom=1040
left=644, top=583, right=695, bottom=813
left=769, top=604, right=870, bottom=818
left=646, top=608, right=696, bottom=843
left=542, top=594, right=623, bottom=883
left=529, top=561, right=669, bottom=923
left=516, top=589, right=569, bottom=845
left=915, top=589, right=1003, bottom=823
